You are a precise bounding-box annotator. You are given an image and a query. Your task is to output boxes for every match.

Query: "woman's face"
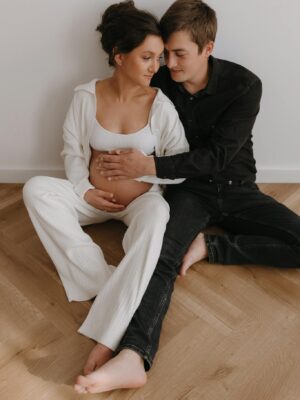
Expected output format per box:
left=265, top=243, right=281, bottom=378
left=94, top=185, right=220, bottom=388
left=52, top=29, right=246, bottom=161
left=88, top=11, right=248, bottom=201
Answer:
left=116, top=35, right=164, bottom=86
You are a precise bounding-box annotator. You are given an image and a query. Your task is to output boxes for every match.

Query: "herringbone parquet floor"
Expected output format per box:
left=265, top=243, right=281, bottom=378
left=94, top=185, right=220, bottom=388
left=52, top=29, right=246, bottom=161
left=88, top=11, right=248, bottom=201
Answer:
left=0, top=183, right=300, bottom=400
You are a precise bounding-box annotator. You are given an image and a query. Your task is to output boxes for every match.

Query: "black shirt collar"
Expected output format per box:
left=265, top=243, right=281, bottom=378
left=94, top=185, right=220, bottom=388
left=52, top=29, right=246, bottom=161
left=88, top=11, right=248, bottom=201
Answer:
left=176, top=56, right=219, bottom=97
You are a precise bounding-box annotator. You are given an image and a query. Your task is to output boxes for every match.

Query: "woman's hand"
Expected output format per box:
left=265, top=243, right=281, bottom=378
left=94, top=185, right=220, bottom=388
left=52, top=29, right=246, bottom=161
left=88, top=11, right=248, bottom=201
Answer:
left=84, top=189, right=125, bottom=212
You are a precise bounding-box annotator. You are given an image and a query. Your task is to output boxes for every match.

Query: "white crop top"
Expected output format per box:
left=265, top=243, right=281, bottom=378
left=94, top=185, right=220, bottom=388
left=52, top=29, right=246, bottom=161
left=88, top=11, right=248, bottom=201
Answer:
left=90, top=119, right=157, bottom=155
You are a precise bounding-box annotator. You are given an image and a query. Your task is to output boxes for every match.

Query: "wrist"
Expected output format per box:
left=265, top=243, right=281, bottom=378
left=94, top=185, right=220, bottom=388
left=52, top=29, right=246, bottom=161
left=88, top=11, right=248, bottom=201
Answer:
left=145, top=155, right=156, bottom=176
left=84, top=188, right=93, bottom=202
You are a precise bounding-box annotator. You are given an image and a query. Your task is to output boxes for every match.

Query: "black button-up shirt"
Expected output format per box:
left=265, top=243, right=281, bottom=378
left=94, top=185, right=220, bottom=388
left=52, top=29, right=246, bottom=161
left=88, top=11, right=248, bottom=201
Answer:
left=151, top=56, right=262, bottom=183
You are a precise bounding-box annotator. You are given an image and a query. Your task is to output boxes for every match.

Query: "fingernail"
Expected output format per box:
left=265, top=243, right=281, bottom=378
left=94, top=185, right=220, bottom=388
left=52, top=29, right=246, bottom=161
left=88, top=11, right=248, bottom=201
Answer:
left=107, top=177, right=111, bottom=181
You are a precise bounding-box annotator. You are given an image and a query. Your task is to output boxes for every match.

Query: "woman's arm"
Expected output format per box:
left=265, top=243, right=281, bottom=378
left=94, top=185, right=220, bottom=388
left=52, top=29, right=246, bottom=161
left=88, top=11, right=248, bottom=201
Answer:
left=61, top=92, right=95, bottom=199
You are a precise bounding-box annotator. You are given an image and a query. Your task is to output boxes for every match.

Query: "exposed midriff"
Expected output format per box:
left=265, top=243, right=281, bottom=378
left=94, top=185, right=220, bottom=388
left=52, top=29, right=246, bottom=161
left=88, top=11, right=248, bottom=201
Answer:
left=89, top=149, right=152, bottom=206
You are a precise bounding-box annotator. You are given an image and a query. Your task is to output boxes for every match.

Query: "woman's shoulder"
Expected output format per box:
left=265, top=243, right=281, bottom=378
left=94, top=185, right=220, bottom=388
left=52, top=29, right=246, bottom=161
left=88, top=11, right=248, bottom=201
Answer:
left=149, top=88, right=179, bottom=131
left=74, top=78, right=99, bottom=94
left=151, top=87, right=177, bottom=113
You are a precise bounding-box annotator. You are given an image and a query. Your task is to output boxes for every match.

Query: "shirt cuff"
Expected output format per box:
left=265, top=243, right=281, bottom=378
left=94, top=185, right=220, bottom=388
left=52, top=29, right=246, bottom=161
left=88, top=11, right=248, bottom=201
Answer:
left=154, top=156, right=177, bottom=179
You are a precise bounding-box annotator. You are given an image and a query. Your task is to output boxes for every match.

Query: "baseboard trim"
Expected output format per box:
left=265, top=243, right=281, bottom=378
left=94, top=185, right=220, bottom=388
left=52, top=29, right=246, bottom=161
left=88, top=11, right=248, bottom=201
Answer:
left=0, top=169, right=65, bottom=183
left=0, top=168, right=299, bottom=184
left=256, top=169, right=300, bottom=183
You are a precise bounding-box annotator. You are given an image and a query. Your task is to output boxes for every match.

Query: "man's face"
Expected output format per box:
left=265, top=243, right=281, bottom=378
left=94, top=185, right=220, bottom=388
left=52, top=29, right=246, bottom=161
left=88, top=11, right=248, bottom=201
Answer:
left=164, top=30, right=212, bottom=84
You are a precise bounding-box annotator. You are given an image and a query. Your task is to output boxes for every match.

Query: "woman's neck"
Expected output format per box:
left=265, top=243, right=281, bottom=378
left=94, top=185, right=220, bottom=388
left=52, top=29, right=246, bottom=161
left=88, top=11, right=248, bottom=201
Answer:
left=108, top=71, right=147, bottom=102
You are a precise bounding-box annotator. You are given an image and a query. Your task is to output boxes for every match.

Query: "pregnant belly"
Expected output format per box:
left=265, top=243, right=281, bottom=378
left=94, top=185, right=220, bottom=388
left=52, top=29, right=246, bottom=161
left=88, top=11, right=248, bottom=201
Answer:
left=89, top=150, right=153, bottom=206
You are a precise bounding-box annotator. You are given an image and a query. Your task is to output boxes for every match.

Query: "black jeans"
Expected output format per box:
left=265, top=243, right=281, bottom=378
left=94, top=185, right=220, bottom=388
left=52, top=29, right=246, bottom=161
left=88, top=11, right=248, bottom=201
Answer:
left=116, top=181, right=300, bottom=370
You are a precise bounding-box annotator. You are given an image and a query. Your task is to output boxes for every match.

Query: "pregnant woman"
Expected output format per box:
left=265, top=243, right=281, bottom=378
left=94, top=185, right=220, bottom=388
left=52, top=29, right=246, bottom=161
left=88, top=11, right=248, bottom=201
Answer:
left=23, top=0, right=188, bottom=390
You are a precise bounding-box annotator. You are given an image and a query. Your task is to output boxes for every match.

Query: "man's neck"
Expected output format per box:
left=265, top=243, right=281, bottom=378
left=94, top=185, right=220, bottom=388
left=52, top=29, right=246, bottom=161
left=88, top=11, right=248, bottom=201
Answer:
left=182, top=62, right=210, bottom=95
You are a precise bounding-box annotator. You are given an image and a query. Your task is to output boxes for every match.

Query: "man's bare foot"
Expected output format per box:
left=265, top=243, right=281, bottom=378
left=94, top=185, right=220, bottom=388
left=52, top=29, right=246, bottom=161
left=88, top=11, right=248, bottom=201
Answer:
left=83, top=343, right=113, bottom=375
left=180, top=232, right=208, bottom=277
left=74, top=349, right=147, bottom=394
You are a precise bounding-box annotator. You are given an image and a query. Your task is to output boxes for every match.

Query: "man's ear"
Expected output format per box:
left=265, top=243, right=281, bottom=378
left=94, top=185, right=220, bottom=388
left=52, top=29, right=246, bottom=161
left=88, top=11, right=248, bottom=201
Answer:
left=205, top=41, right=214, bottom=57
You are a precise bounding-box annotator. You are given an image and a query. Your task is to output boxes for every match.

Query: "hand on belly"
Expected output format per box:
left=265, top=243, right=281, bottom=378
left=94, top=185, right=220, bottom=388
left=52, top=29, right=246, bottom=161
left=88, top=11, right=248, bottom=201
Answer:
left=89, top=151, right=152, bottom=206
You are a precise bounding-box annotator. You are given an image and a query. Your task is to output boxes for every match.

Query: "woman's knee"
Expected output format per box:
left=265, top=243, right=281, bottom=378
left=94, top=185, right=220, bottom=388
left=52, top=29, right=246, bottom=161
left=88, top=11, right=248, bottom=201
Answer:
left=23, top=176, right=52, bottom=208
left=148, top=196, right=170, bottom=223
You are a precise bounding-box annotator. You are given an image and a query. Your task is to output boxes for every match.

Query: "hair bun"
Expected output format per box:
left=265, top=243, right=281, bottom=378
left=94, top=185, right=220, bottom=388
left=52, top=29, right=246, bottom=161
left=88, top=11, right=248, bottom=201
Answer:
left=96, top=1, right=160, bottom=67
left=98, top=1, right=135, bottom=34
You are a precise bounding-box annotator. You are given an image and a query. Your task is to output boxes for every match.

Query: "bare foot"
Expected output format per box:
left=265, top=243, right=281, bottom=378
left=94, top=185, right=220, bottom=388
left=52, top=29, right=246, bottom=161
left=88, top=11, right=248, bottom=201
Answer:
left=180, top=232, right=208, bottom=277
left=74, top=349, right=147, bottom=394
left=83, top=343, right=113, bottom=375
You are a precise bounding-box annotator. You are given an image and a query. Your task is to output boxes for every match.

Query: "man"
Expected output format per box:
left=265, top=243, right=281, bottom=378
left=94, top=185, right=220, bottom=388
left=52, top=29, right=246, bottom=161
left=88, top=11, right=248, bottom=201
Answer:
left=75, top=0, right=300, bottom=394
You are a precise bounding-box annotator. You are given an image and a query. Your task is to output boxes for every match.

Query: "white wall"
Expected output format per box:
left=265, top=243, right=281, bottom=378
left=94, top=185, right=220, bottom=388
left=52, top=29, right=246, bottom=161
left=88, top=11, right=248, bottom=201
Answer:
left=0, top=0, right=299, bottom=182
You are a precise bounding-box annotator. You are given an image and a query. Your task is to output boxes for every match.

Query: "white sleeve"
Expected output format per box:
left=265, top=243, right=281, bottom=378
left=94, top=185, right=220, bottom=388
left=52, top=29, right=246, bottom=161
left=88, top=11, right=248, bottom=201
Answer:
left=60, top=93, right=94, bottom=199
left=137, top=100, right=189, bottom=184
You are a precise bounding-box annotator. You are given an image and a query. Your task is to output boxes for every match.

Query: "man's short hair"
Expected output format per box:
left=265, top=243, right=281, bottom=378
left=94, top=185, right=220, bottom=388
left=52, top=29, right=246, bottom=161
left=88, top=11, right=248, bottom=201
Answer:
left=160, top=0, right=217, bottom=52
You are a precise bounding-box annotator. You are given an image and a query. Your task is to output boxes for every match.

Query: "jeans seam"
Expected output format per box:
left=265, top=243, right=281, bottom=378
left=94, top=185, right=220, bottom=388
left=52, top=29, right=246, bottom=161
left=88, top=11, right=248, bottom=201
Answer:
left=144, top=281, right=171, bottom=358
left=205, top=234, right=216, bottom=263
left=231, top=214, right=299, bottom=242
left=236, top=243, right=299, bottom=249
left=116, top=281, right=172, bottom=370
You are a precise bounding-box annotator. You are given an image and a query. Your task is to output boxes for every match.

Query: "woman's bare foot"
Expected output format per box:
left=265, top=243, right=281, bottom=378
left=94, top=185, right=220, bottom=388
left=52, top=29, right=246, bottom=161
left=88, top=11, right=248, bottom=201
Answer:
left=74, top=349, right=147, bottom=394
left=83, top=343, right=113, bottom=375
left=180, top=232, right=208, bottom=277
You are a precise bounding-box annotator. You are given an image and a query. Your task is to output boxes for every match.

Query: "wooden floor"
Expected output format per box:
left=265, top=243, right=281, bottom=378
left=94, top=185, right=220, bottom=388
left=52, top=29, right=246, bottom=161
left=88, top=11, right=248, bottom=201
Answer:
left=0, top=183, right=300, bottom=400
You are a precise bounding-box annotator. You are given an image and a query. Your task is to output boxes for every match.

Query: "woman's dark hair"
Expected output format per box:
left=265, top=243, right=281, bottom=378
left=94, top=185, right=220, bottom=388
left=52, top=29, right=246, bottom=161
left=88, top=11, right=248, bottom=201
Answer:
left=96, top=1, right=161, bottom=66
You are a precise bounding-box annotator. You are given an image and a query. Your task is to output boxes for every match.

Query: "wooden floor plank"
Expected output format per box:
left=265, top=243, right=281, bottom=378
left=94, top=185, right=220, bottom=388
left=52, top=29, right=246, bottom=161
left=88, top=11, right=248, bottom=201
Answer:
left=0, top=183, right=299, bottom=399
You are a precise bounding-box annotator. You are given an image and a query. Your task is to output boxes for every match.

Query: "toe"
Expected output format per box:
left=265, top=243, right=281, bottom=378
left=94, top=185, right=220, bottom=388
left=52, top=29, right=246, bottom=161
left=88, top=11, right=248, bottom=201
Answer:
left=74, top=383, right=87, bottom=394
left=76, top=374, right=89, bottom=387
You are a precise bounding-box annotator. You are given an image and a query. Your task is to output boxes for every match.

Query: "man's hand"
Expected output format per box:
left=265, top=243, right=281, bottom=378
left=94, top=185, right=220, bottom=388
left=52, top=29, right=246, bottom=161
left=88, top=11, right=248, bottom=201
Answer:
left=84, top=189, right=125, bottom=212
left=96, top=149, right=156, bottom=181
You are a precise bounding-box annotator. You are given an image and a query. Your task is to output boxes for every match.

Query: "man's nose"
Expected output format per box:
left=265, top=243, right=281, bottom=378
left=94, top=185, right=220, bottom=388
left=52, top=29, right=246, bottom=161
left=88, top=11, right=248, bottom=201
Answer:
left=166, top=54, right=176, bottom=69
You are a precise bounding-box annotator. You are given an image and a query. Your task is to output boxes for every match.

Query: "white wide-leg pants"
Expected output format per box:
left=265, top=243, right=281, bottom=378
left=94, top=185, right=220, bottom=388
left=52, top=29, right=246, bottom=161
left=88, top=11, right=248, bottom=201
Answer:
left=23, top=176, right=169, bottom=350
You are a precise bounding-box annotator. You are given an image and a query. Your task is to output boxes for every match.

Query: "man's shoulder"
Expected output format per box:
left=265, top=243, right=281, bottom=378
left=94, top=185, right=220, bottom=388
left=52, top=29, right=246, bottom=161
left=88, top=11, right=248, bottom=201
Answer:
left=151, top=66, right=171, bottom=89
left=215, top=57, right=261, bottom=88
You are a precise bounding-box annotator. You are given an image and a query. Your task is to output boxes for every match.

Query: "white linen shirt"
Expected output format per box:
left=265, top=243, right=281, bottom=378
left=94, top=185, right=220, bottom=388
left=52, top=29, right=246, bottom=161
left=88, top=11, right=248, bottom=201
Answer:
left=61, top=79, right=189, bottom=199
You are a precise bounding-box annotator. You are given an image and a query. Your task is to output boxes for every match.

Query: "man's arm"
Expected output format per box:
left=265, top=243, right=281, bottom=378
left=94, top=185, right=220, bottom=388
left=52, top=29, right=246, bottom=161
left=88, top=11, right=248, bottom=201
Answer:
left=155, top=78, right=262, bottom=179
left=98, top=98, right=189, bottom=182
left=98, top=78, right=262, bottom=180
